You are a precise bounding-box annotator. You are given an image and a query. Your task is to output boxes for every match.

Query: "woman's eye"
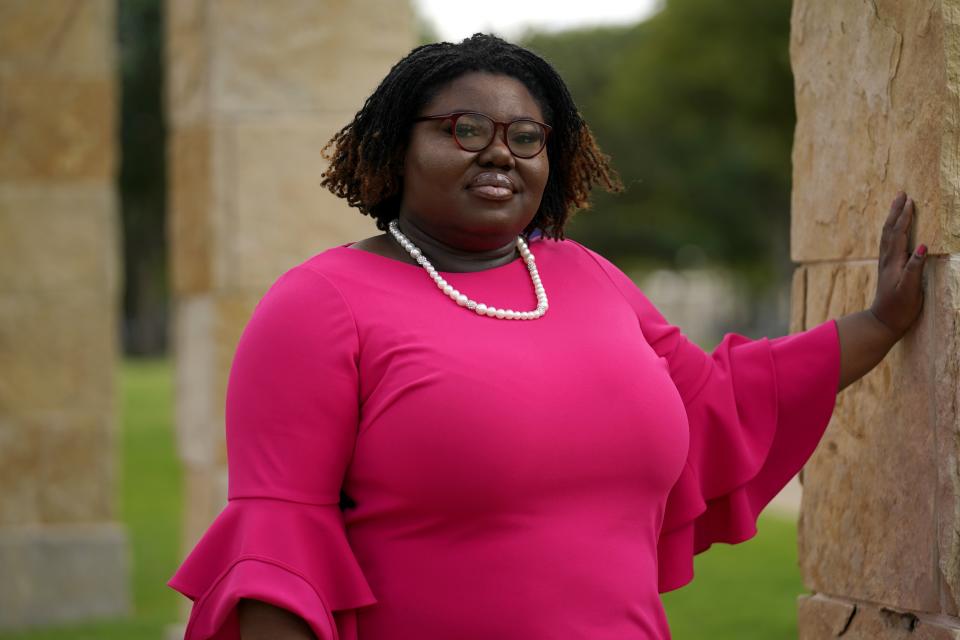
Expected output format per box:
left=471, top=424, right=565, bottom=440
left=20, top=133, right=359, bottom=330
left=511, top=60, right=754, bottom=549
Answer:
left=455, top=124, right=480, bottom=138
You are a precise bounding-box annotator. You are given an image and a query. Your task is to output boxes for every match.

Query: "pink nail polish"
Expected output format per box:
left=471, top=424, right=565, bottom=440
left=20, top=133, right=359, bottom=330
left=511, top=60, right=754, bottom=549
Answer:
left=917, top=244, right=928, bottom=256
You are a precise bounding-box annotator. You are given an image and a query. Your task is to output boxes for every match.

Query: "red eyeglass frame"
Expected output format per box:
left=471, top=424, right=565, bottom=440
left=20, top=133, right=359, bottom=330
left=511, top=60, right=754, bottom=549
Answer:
left=412, top=111, right=553, bottom=159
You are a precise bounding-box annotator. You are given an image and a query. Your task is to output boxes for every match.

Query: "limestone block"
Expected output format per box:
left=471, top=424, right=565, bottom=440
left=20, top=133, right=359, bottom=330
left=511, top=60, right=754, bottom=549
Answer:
left=169, top=127, right=214, bottom=295
left=165, top=0, right=211, bottom=128
left=209, top=0, right=414, bottom=114
left=0, top=75, right=115, bottom=181
left=223, top=116, right=380, bottom=290
left=212, top=291, right=264, bottom=420
left=0, top=411, right=116, bottom=526
left=798, top=593, right=960, bottom=639
left=790, top=0, right=960, bottom=261
left=173, top=291, right=262, bottom=467
left=0, top=290, right=117, bottom=417
left=932, top=256, right=960, bottom=614
left=178, top=463, right=227, bottom=624
left=34, top=413, right=116, bottom=524
left=180, top=463, right=228, bottom=553
left=790, top=265, right=808, bottom=333
left=0, top=185, right=118, bottom=293
left=0, top=523, right=129, bottom=629
left=173, top=295, right=217, bottom=467
left=0, top=0, right=114, bottom=77
left=797, top=260, right=940, bottom=612
left=0, top=414, right=37, bottom=523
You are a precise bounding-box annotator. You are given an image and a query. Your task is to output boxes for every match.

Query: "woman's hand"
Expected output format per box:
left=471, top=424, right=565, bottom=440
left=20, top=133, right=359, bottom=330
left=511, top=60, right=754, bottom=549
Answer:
left=835, top=191, right=928, bottom=391
left=869, top=191, right=928, bottom=340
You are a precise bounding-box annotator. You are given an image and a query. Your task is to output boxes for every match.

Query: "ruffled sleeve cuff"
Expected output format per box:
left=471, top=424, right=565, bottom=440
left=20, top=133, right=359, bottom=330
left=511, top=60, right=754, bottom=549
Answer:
left=657, top=318, right=840, bottom=593
left=168, top=498, right=376, bottom=640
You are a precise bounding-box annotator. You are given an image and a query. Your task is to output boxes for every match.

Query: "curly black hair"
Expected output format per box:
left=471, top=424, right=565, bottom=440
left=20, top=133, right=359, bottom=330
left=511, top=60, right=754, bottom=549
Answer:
left=320, top=33, right=622, bottom=239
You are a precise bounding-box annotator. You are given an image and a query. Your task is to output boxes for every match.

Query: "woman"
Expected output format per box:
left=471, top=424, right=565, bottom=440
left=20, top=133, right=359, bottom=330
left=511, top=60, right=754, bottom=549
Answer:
left=169, top=34, right=927, bottom=639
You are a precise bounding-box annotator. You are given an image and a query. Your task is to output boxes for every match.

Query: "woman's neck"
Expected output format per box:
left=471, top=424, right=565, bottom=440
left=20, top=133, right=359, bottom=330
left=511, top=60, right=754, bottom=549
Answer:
left=394, top=217, right=521, bottom=273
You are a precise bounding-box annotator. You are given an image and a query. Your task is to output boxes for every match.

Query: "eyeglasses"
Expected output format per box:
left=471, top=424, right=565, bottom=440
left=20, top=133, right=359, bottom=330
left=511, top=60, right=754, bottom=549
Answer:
left=413, top=111, right=552, bottom=159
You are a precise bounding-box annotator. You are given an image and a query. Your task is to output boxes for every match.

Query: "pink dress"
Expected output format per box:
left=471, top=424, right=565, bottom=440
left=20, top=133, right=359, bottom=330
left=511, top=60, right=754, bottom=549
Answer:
left=168, top=238, right=840, bottom=639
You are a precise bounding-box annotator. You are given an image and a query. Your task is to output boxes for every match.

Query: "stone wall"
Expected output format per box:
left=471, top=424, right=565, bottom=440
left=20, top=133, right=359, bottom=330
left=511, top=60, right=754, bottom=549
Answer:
left=790, top=1, right=960, bottom=637
left=0, top=0, right=129, bottom=628
left=165, top=0, right=415, bottom=618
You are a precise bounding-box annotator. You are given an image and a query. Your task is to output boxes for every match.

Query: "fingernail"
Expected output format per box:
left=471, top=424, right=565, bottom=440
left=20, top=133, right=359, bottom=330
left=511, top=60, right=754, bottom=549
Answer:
left=917, top=244, right=927, bottom=256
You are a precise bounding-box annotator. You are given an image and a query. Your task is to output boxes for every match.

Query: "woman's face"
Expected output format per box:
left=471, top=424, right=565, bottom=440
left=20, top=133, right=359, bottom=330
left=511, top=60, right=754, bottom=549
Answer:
left=398, top=72, right=551, bottom=252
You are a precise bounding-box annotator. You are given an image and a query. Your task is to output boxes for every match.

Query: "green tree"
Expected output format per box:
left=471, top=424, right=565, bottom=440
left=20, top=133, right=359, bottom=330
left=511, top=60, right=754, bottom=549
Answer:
left=525, top=0, right=795, bottom=293
left=119, top=0, right=168, bottom=355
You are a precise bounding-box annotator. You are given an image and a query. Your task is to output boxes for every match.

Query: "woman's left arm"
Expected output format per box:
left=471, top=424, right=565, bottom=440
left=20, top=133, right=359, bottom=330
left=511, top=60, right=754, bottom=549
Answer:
left=836, top=192, right=928, bottom=392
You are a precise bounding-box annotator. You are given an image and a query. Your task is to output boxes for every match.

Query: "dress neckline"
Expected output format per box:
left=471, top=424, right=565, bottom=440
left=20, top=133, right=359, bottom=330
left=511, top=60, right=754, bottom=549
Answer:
left=334, top=242, right=533, bottom=276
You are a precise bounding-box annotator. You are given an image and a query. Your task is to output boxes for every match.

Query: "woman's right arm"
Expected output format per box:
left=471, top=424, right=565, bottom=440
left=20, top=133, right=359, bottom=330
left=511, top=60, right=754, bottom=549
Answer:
left=167, top=266, right=377, bottom=639
left=239, top=599, right=316, bottom=640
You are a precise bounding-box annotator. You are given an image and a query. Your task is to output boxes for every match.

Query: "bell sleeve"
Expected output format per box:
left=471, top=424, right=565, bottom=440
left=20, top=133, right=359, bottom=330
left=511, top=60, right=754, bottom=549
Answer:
left=167, top=266, right=376, bottom=640
left=582, top=245, right=840, bottom=594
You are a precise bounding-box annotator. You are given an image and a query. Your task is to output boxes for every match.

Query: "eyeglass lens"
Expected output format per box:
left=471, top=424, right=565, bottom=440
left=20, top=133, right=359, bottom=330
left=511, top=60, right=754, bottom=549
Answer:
left=453, top=113, right=546, bottom=158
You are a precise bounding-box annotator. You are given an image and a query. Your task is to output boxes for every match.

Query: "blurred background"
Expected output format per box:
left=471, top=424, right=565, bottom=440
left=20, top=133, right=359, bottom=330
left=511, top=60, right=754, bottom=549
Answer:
left=0, top=0, right=806, bottom=638
left=119, top=0, right=797, bottom=359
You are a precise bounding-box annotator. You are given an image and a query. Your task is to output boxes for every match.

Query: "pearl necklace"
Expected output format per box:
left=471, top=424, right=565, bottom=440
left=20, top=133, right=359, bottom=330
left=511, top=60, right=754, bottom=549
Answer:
left=387, top=219, right=549, bottom=320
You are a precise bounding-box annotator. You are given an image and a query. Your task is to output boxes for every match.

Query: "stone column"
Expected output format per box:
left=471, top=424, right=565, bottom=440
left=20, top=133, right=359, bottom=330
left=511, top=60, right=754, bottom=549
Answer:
left=0, top=0, right=129, bottom=629
left=790, top=1, right=960, bottom=637
left=165, top=0, right=414, bottom=617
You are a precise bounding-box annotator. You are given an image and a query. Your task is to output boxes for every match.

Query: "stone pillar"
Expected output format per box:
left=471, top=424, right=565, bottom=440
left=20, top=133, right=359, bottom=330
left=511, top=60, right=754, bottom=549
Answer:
left=0, top=0, right=129, bottom=629
left=790, top=1, right=960, bottom=637
left=164, top=0, right=415, bottom=618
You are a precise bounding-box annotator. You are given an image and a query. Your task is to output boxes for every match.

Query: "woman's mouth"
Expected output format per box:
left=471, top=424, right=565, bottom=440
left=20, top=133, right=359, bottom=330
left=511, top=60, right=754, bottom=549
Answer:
left=468, top=185, right=514, bottom=200
left=467, top=172, right=517, bottom=200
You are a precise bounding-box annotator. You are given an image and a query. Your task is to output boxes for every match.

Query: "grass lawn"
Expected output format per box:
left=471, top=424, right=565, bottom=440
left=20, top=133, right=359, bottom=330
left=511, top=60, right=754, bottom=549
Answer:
left=661, top=515, right=805, bottom=639
left=0, top=359, right=181, bottom=640
left=0, top=358, right=805, bottom=639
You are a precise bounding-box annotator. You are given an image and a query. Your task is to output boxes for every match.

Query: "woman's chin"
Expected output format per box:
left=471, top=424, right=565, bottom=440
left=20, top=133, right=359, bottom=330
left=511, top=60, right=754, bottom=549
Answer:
left=458, top=209, right=533, bottom=240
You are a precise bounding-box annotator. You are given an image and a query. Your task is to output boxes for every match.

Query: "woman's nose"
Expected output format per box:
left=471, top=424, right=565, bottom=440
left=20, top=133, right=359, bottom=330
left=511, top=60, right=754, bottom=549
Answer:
left=476, top=126, right=515, bottom=169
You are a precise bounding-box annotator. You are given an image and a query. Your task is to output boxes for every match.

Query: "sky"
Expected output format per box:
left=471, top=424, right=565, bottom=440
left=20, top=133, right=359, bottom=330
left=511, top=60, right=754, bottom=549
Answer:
left=411, top=0, right=660, bottom=42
